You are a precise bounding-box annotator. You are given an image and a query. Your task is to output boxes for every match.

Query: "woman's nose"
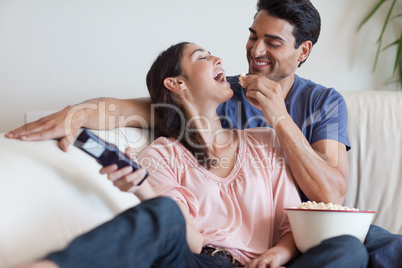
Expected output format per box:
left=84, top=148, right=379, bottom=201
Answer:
left=214, top=56, right=223, bottom=66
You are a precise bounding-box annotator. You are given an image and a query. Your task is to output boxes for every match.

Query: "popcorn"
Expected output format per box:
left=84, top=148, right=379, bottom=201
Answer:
left=239, top=73, right=246, bottom=87
left=296, top=201, right=359, bottom=211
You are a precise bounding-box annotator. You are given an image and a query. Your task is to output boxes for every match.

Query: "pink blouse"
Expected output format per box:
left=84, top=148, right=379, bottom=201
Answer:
left=139, top=128, right=301, bottom=264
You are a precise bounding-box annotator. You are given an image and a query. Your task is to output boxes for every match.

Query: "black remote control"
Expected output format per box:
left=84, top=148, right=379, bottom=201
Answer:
left=73, top=129, right=148, bottom=185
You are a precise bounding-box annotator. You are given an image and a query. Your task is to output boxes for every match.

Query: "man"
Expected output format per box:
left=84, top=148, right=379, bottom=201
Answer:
left=6, top=0, right=401, bottom=267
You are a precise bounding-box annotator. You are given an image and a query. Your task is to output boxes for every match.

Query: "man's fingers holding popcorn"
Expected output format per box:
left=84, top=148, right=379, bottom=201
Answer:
left=239, top=73, right=247, bottom=87
left=242, top=75, right=272, bottom=110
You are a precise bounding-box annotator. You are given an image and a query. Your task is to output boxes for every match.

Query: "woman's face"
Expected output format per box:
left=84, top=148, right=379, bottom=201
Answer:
left=178, top=44, right=233, bottom=107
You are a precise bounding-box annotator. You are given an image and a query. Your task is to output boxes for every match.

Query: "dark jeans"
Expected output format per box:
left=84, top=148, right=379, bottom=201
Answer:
left=47, top=197, right=401, bottom=268
left=47, top=197, right=235, bottom=268
left=287, top=224, right=402, bottom=268
left=287, top=235, right=368, bottom=268
left=364, top=224, right=402, bottom=268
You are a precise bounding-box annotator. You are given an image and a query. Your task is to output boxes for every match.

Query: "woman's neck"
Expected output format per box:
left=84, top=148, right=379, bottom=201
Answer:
left=185, top=110, right=237, bottom=157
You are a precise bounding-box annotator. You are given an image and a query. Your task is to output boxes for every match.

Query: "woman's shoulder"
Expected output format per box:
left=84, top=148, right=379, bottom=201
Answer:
left=239, top=128, right=282, bottom=153
left=241, top=127, right=278, bottom=142
left=140, top=136, right=182, bottom=158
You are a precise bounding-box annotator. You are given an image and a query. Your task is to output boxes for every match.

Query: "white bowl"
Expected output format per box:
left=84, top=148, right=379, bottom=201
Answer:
left=285, top=208, right=376, bottom=253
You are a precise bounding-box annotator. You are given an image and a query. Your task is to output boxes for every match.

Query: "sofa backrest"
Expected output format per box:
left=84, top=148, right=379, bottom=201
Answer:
left=341, top=91, right=402, bottom=234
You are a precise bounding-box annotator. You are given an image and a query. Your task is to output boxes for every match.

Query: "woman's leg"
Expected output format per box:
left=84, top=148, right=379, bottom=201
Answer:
left=27, top=197, right=196, bottom=268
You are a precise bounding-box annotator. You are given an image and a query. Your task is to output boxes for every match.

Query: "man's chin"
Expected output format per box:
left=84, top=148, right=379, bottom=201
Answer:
left=248, top=68, right=270, bottom=77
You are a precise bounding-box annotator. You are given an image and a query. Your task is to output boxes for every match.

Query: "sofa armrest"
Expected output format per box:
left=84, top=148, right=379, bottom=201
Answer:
left=0, top=127, right=151, bottom=267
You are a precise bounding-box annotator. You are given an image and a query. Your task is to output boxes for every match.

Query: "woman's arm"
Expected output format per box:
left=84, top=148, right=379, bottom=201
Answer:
left=100, top=147, right=204, bottom=254
left=5, top=97, right=153, bottom=151
left=174, top=201, right=204, bottom=253
left=245, top=233, right=298, bottom=268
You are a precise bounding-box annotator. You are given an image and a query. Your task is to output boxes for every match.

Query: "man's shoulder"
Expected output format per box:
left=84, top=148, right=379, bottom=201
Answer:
left=290, top=75, right=345, bottom=104
left=227, top=75, right=240, bottom=82
left=227, top=75, right=241, bottom=90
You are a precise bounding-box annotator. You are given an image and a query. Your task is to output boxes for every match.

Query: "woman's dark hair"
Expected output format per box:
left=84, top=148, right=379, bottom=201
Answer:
left=146, top=42, right=215, bottom=168
left=256, top=0, right=321, bottom=66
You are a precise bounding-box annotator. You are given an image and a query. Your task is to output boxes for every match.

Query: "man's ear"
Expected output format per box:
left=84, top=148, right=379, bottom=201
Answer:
left=298, top=40, right=313, bottom=63
left=163, top=77, right=186, bottom=94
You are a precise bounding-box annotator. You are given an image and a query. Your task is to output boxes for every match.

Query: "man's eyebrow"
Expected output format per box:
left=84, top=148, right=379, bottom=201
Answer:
left=248, top=27, right=285, bottom=42
left=249, top=27, right=257, bottom=34
left=264, top=34, right=285, bottom=42
left=191, top=49, right=211, bottom=56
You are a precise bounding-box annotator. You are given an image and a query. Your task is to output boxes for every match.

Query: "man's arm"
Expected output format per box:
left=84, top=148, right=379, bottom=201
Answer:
left=275, top=119, right=348, bottom=204
left=244, top=75, right=348, bottom=204
left=6, top=97, right=153, bottom=151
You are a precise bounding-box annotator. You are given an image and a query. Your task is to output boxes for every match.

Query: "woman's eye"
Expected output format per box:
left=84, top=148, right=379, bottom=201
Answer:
left=199, top=56, right=207, bottom=60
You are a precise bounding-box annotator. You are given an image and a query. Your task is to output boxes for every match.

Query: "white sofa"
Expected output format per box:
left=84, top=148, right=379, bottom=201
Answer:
left=0, top=91, right=401, bottom=267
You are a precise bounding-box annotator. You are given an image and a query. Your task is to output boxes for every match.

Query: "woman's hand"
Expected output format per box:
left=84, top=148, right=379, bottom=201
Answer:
left=245, top=252, right=284, bottom=268
left=100, top=148, right=156, bottom=201
left=245, top=233, right=298, bottom=268
left=5, top=105, right=85, bottom=152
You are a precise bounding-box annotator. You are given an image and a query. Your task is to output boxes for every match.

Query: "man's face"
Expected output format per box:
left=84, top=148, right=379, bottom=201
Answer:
left=246, top=11, right=303, bottom=82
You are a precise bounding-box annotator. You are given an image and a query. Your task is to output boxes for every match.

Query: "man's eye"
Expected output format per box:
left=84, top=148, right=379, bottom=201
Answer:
left=266, top=41, right=280, bottom=48
left=249, top=36, right=257, bottom=41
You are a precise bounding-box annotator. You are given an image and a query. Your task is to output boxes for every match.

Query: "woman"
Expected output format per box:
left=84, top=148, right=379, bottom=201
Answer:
left=19, top=42, right=301, bottom=268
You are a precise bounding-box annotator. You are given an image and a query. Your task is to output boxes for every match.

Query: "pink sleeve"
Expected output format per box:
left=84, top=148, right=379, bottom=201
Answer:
left=138, top=138, right=199, bottom=219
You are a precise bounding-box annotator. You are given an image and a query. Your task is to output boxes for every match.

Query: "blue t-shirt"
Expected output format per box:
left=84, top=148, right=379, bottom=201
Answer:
left=217, top=74, right=350, bottom=150
left=217, top=74, right=350, bottom=202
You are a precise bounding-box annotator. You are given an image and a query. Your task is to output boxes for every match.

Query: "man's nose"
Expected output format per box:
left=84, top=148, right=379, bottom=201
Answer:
left=251, top=39, right=266, bottom=58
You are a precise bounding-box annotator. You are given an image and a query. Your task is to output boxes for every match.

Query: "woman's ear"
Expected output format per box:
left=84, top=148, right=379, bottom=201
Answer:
left=163, top=77, right=186, bottom=94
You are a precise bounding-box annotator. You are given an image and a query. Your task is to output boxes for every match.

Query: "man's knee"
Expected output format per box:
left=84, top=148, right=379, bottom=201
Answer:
left=289, top=235, right=369, bottom=268
left=322, top=235, right=369, bottom=266
left=322, top=235, right=365, bottom=250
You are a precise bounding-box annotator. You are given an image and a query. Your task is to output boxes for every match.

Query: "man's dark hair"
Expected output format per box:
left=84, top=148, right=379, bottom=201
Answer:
left=257, top=0, right=321, bottom=64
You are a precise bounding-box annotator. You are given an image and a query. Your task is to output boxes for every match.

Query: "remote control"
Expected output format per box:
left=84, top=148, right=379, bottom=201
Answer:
left=73, top=129, right=148, bottom=185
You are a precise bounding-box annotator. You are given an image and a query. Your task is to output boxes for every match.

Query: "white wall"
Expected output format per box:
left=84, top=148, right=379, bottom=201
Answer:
left=0, top=0, right=400, bottom=133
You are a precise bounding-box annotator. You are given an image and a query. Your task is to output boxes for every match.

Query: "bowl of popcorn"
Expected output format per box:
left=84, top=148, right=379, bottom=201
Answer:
left=285, top=201, right=376, bottom=253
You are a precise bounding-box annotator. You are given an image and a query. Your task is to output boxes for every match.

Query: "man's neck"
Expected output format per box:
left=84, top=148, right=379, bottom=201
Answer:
left=279, top=74, right=296, bottom=100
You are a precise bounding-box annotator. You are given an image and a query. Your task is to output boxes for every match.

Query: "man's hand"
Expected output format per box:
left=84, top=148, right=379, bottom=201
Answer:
left=5, top=105, right=84, bottom=152
left=242, top=75, right=289, bottom=129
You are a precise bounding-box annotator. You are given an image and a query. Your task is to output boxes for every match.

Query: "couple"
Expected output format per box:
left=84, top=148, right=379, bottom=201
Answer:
left=17, top=34, right=357, bottom=268
left=9, top=0, right=401, bottom=267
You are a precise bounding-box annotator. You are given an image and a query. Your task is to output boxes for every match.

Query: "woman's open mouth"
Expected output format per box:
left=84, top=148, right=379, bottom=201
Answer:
left=213, top=70, right=226, bottom=83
